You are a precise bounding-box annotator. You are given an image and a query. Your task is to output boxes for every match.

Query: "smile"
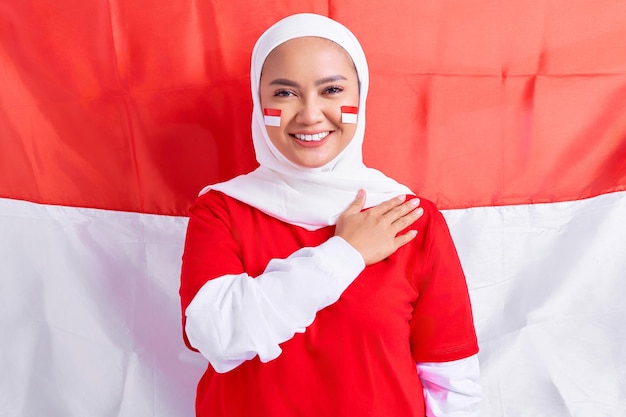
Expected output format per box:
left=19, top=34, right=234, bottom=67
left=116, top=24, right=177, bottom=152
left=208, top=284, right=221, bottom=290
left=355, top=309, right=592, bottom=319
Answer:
left=293, top=131, right=331, bottom=142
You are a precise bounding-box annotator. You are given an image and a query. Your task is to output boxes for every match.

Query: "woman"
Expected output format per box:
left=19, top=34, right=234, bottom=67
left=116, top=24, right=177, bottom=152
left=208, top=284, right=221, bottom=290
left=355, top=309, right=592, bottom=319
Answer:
left=180, top=13, right=480, bottom=417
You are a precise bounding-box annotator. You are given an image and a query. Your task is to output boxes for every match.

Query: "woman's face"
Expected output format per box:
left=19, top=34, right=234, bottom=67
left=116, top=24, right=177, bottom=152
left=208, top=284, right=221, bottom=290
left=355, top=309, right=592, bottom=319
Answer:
left=259, top=37, right=360, bottom=168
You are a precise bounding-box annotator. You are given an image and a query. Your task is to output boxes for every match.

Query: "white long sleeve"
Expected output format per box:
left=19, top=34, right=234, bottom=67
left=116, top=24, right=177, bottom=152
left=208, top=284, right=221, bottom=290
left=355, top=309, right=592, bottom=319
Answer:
left=184, top=236, right=365, bottom=373
left=417, top=354, right=482, bottom=416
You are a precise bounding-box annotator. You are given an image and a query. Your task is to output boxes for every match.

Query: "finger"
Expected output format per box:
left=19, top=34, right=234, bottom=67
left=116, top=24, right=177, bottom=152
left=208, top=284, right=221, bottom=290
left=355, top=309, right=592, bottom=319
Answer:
left=382, top=197, right=420, bottom=222
left=343, top=189, right=366, bottom=215
left=391, top=206, right=424, bottom=233
left=369, top=194, right=407, bottom=216
left=394, top=229, right=418, bottom=249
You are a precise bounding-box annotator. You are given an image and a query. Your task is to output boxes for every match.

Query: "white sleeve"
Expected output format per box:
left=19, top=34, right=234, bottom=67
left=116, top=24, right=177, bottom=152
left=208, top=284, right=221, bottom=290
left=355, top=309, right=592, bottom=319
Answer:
left=184, top=236, right=365, bottom=373
left=416, top=354, right=482, bottom=417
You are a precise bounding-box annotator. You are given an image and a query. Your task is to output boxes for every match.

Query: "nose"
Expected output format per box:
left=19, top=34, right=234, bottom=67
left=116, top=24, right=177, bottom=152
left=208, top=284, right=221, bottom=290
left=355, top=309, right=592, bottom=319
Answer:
left=296, top=97, right=324, bottom=125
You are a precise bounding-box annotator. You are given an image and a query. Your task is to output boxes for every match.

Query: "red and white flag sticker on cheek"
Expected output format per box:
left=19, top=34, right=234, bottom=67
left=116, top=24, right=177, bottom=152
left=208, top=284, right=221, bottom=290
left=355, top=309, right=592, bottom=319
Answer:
left=263, top=108, right=281, bottom=127
left=341, top=106, right=358, bottom=124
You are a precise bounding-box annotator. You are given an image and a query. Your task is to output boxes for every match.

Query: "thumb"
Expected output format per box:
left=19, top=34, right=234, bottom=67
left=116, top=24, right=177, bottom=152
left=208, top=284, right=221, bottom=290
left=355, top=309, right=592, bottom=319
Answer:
left=344, top=189, right=366, bottom=214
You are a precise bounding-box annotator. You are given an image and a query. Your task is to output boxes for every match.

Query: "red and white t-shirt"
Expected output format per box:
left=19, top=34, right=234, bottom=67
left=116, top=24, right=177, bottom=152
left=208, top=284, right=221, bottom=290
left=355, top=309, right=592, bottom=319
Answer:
left=180, top=190, right=478, bottom=417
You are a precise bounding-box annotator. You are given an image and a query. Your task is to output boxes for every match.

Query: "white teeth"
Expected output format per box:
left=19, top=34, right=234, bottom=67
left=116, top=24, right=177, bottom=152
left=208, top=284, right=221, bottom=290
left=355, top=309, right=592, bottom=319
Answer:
left=294, top=131, right=330, bottom=142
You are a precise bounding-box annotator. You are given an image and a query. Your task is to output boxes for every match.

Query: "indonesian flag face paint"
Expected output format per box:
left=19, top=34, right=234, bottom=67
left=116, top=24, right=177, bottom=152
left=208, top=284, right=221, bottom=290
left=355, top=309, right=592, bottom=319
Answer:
left=341, top=106, right=358, bottom=124
left=263, top=108, right=281, bottom=127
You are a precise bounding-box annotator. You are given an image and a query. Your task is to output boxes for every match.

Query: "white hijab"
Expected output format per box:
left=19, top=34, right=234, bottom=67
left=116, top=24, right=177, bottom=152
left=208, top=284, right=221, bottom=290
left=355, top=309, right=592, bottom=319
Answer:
left=202, top=13, right=414, bottom=230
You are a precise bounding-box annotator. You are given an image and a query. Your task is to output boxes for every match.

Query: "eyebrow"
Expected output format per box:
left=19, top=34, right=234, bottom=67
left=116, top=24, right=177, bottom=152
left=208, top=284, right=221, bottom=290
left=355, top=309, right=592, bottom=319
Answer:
left=268, top=75, right=348, bottom=87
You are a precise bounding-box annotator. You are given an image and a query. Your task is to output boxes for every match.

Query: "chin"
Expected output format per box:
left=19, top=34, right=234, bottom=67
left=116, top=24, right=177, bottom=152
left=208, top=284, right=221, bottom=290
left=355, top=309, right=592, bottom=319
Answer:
left=294, top=161, right=328, bottom=169
left=289, top=153, right=334, bottom=169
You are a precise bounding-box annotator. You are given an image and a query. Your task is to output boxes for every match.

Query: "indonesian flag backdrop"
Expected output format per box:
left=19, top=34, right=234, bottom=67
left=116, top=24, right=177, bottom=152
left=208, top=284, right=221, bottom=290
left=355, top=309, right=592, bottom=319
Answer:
left=1, top=1, right=625, bottom=416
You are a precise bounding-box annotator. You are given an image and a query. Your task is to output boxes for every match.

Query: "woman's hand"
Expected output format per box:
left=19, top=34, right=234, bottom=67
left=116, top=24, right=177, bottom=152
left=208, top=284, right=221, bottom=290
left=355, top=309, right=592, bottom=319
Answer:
left=335, top=189, right=424, bottom=265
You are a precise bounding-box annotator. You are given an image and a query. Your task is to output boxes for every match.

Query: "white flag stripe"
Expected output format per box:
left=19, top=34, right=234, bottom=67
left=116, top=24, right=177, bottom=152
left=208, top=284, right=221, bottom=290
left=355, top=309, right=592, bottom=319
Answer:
left=1, top=190, right=625, bottom=416
left=0, top=200, right=203, bottom=417
left=443, top=190, right=626, bottom=416
left=341, top=112, right=357, bottom=124
left=264, top=115, right=280, bottom=127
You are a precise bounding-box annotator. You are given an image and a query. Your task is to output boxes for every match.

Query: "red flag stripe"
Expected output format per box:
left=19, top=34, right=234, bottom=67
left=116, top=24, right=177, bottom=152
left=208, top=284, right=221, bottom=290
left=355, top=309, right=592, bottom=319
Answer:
left=263, top=108, right=282, bottom=116
left=1, top=1, right=625, bottom=218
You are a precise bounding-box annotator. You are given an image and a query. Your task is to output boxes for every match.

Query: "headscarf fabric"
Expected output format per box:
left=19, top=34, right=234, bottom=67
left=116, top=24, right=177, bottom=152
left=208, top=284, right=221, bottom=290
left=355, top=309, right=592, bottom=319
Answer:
left=203, top=13, right=414, bottom=230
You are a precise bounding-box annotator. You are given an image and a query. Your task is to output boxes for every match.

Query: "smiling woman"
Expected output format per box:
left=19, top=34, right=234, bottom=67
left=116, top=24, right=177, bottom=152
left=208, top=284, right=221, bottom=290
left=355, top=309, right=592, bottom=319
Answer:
left=179, top=13, right=480, bottom=417
left=259, top=37, right=359, bottom=168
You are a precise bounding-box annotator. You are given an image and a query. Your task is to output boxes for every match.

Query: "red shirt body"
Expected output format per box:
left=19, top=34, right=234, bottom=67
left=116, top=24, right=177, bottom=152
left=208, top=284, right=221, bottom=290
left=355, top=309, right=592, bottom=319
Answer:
left=180, top=191, right=479, bottom=417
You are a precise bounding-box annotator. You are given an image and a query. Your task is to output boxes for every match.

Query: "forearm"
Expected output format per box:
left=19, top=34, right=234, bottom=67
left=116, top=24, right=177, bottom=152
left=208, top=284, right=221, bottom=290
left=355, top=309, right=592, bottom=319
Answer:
left=417, top=354, right=482, bottom=416
left=185, top=236, right=365, bottom=373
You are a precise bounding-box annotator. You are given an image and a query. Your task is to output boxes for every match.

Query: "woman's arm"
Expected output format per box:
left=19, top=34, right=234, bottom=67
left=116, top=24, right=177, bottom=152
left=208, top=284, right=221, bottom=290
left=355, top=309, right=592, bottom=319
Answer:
left=185, top=236, right=364, bottom=373
left=407, top=202, right=481, bottom=415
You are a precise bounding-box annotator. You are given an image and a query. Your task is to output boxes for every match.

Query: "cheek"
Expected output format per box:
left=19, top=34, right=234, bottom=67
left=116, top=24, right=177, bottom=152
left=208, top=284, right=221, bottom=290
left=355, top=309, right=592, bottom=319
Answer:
left=264, top=126, right=283, bottom=148
left=341, top=123, right=358, bottom=145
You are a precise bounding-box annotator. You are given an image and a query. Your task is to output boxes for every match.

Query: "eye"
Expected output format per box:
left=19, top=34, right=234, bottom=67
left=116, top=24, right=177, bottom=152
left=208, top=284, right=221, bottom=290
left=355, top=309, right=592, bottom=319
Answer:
left=274, top=89, right=295, bottom=97
left=324, top=86, right=344, bottom=95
